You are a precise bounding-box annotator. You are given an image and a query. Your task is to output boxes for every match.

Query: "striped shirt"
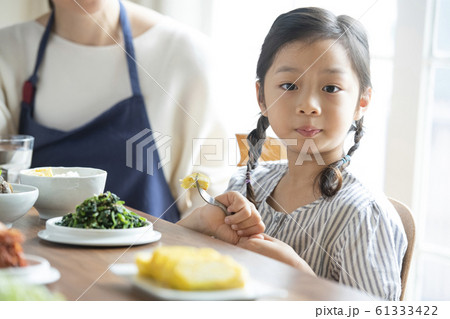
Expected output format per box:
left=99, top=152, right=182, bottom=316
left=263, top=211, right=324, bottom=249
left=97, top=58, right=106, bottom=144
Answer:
left=226, top=161, right=407, bottom=300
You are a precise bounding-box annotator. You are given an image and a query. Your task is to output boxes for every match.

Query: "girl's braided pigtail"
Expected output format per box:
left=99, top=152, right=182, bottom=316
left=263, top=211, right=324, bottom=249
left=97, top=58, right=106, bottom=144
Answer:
left=346, top=118, right=364, bottom=157
left=245, top=115, right=270, bottom=206
left=318, top=118, right=364, bottom=197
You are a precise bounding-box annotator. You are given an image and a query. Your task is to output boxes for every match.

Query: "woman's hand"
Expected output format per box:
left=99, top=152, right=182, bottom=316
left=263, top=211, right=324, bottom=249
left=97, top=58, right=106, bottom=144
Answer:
left=177, top=191, right=265, bottom=245
left=237, top=234, right=316, bottom=276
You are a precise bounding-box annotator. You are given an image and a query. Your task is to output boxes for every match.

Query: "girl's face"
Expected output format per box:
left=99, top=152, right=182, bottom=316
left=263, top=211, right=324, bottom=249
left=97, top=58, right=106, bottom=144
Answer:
left=257, top=39, right=370, bottom=164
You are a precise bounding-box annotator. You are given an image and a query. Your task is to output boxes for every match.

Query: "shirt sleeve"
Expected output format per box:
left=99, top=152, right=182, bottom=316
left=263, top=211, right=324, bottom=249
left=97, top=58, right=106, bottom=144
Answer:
left=331, top=201, right=407, bottom=300
left=0, top=22, right=36, bottom=137
left=0, top=57, right=17, bottom=137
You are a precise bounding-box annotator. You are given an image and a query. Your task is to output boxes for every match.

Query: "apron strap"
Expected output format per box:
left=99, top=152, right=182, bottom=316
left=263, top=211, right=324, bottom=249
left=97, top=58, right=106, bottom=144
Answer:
left=22, top=11, right=55, bottom=105
left=30, top=11, right=55, bottom=86
left=119, top=0, right=142, bottom=96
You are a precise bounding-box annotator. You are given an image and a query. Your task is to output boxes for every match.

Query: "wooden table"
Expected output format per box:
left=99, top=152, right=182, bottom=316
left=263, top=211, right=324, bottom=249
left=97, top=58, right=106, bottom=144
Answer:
left=13, top=208, right=376, bottom=301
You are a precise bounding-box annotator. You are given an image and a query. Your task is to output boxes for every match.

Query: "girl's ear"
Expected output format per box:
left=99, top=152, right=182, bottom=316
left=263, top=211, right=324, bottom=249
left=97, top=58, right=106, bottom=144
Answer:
left=354, top=87, right=372, bottom=120
left=256, top=81, right=267, bottom=116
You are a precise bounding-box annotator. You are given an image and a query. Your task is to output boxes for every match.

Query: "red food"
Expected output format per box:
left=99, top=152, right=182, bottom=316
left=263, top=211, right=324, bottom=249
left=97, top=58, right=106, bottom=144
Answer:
left=0, top=223, right=27, bottom=268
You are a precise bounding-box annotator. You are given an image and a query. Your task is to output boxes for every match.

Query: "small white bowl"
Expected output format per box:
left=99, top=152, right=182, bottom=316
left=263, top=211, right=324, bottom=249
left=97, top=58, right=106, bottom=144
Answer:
left=0, top=254, right=60, bottom=285
left=0, top=183, right=39, bottom=227
left=19, top=167, right=107, bottom=220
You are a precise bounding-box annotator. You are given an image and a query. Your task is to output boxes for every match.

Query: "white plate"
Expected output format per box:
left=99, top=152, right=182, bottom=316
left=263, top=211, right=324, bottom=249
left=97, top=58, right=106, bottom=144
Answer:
left=38, top=216, right=161, bottom=247
left=45, top=216, right=154, bottom=238
left=38, top=229, right=161, bottom=247
left=0, top=254, right=60, bottom=285
left=110, top=263, right=288, bottom=301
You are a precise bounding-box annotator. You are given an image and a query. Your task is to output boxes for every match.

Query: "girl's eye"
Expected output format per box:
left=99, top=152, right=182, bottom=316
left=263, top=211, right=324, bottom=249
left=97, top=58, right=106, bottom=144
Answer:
left=322, top=85, right=340, bottom=93
left=280, top=83, right=298, bottom=91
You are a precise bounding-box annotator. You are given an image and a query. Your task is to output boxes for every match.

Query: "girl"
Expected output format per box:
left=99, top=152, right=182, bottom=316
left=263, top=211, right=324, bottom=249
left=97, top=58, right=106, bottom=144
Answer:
left=228, top=7, right=407, bottom=300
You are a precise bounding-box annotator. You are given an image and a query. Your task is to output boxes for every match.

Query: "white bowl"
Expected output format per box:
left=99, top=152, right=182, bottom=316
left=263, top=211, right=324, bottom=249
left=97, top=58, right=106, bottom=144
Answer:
left=0, top=254, right=60, bottom=285
left=0, top=183, right=39, bottom=227
left=19, top=167, right=107, bottom=220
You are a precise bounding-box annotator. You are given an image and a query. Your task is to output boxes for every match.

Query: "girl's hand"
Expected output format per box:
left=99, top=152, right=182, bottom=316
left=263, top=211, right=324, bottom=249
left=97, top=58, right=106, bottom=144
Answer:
left=237, top=234, right=316, bottom=276
left=177, top=191, right=265, bottom=245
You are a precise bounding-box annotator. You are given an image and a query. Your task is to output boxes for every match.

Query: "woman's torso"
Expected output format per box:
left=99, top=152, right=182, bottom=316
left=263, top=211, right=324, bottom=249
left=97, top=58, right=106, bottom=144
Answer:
left=0, top=11, right=225, bottom=216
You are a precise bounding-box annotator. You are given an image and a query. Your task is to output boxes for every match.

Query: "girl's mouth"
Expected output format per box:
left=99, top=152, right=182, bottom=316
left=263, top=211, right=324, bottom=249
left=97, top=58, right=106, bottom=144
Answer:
left=296, top=127, right=322, bottom=137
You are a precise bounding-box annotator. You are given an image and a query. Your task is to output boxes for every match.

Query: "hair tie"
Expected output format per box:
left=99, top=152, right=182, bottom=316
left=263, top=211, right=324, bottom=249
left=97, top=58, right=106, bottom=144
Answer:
left=341, top=155, right=351, bottom=165
left=245, top=171, right=251, bottom=184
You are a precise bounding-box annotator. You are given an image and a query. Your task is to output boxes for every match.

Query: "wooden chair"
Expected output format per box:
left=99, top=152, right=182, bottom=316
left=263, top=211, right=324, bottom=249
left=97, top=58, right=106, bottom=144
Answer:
left=235, top=133, right=286, bottom=166
left=388, top=198, right=415, bottom=301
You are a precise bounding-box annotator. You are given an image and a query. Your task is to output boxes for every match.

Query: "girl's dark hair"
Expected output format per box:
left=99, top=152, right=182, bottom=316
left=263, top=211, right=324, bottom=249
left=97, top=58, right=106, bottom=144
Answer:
left=48, top=0, right=54, bottom=10
left=246, top=7, right=371, bottom=205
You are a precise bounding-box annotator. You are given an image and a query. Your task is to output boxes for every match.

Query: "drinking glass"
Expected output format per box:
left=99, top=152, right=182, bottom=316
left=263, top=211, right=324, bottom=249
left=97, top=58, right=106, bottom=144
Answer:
left=0, top=135, right=34, bottom=183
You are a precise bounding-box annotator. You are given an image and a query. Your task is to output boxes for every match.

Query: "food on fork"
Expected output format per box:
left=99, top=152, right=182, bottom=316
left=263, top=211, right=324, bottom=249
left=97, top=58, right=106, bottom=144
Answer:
left=135, top=246, right=247, bottom=290
left=0, top=170, right=13, bottom=193
left=180, top=172, right=210, bottom=190
left=0, top=222, right=27, bottom=268
left=56, top=191, right=149, bottom=229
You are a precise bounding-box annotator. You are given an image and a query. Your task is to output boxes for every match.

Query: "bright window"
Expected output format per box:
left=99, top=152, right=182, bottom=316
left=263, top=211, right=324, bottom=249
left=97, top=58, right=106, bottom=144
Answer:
left=418, top=0, right=450, bottom=301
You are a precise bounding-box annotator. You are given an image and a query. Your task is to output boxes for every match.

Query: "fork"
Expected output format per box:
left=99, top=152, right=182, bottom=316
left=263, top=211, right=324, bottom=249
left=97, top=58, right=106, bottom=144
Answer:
left=195, top=180, right=231, bottom=216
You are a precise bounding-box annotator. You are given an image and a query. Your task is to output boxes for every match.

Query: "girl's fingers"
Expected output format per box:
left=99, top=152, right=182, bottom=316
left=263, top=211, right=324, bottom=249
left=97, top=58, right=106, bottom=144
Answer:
left=215, top=191, right=265, bottom=235
left=249, top=233, right=265, bottom=240
left=216, top=191, right=251, bottom=216
left=224, top=202, right=256, bottom=224
left=226, top=199, right=249, bottom=216
left=215, top=191, right=243, bottom=207
left=260, top=233, right=278, bottom=242
left=228, top=214, right=262, bottom=230
left=235, top=223, right=265, bottom=237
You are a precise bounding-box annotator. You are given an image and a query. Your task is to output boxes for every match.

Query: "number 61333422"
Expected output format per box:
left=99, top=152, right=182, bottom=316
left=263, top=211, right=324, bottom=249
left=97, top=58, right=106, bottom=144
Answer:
left=375, top=305, right=438, bottom=316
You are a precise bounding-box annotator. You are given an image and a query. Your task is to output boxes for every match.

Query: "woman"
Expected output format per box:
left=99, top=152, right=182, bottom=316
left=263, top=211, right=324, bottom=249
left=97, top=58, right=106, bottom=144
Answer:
left=0, top=0, right=230, bottom=221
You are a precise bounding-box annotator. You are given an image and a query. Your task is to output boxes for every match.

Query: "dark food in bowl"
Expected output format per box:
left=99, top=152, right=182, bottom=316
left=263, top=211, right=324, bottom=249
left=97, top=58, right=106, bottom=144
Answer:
left=56, top=192, right=149, bottom=229
left=0, top=173, right=13, bottom=194
left=0, top=222, right=27, bottom=268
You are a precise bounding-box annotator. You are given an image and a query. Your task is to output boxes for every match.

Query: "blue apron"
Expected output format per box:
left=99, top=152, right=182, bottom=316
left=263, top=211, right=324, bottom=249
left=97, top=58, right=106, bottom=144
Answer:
left=19, top=1, right=180, bottom=222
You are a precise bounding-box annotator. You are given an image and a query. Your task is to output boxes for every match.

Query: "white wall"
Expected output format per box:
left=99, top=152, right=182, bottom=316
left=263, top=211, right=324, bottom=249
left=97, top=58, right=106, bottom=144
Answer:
left=0, top=0, right=49, bottom=28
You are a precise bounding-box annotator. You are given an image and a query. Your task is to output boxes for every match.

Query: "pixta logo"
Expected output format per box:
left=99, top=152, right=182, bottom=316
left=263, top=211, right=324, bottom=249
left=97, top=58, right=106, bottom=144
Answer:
left=126, top=129, right=172, bottom=176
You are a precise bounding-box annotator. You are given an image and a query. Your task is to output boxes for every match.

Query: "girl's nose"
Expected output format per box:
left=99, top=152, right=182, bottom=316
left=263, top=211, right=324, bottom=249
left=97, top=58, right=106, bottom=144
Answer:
left=296, top=94, right=321, bottom=115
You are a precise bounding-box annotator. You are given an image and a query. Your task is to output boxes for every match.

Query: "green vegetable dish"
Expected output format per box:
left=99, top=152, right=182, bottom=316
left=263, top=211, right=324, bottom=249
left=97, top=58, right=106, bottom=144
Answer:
left=0, top=275, right=65, bottom=301
left=56, top=192, right=149, bottom=229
